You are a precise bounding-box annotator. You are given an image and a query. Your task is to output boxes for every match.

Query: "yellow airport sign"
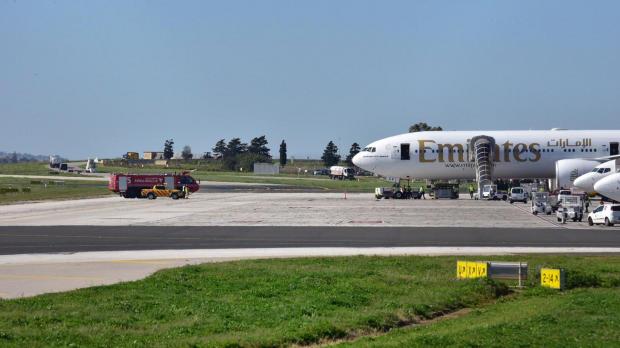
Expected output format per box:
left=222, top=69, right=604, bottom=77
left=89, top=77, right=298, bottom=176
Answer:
left=457, top=261, right=488, bottom=279
left=541, top=268, right=564, bottom=289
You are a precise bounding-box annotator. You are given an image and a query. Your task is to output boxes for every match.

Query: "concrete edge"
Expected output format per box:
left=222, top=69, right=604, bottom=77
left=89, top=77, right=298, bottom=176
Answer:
left=3, top=247, right=620, bottom=265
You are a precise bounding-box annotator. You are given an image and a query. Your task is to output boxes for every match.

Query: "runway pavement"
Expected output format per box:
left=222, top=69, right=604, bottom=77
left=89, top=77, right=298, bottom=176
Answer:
left=2, top=192, right=619, bottom=298
left=2, top=225, right=620, bottom=255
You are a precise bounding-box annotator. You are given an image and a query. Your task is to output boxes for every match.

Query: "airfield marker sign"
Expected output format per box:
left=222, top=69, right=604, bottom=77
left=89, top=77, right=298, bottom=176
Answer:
left=457, top=261, right=488, bottom=279
left=541, top=268, right=564, bottom=289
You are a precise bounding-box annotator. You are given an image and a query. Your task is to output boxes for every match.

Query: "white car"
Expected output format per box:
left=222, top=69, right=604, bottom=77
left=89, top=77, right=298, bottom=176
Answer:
left=509, top=187, right=528, bottom=204
left=588, top=204, right=620, bottom=227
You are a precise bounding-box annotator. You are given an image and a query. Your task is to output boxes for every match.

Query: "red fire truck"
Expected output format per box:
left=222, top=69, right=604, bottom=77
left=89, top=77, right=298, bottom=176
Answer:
left=108, top=172, right=200, bottom=198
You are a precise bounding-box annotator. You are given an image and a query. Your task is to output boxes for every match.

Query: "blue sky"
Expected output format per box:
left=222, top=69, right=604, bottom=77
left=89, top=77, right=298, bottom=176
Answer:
left=1, top=0, right=619, bottom=159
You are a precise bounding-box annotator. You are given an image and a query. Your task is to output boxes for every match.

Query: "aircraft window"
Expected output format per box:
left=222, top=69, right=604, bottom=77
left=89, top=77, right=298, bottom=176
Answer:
left=592, top=168, right=599, bottom=172
left=598, top=168, right=605, bottom=173
left=373, top=147, right=376, bottom=152
left=594, top=149, right=597, bottom=152
left=604, top=168, right=611, bottom=173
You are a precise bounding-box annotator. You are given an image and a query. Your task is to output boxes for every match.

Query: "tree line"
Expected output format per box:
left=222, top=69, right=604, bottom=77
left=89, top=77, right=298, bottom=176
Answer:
left=159, top=122, right=441, bottom=170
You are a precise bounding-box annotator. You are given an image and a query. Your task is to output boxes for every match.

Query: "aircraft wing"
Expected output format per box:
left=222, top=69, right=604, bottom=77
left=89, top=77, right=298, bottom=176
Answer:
left=593, top=154, right=620, bottom=162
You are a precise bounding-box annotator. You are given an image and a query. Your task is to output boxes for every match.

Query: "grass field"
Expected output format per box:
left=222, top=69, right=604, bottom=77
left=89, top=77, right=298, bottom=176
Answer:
left=0, top=177, right=112, bottom=204
left=0, top=162, right=81, bottom=176
left=0, top=255, right=619, bottom=347
left=338, top=287, right=620, bottom=347
left=195, top=172, right=397, bottom=192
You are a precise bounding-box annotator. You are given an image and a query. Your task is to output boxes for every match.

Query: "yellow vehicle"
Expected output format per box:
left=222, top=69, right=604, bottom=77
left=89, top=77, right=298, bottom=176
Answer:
left=124, top=152, right=139, bottom=160
left=141, top=185, right=187, bottom=200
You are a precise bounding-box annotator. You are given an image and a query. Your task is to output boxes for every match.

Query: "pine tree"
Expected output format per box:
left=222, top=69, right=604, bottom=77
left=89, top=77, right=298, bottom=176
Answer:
left=248, top=135, right=271, bottom=158
left=346, top=142, right=361, bottom=166
left=321, top=141, right=340, bottom=167
left=279, top=140, right=287, bottom=166
left=181, top=145, right=193, bottom=160
left=226, top=138, right=247, bottom=157
left=408, top=122, right=443, bottom=132
left=213, top=139, right=227, bottom=158
left=163, top=139, right=174, bottom=160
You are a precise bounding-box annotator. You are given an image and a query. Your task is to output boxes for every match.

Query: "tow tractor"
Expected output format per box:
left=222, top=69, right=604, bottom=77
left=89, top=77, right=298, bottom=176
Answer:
left=556, top=195, right=584, bottom=223
left=531, top=192, right=553, bottom=215
left=141, top=185, right=189, bottom=200
left=375, top=179, right=422, bottom=199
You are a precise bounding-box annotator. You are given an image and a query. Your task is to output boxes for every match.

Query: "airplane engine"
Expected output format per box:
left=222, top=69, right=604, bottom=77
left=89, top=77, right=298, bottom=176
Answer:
left=555, top=159, right=600, bottom=190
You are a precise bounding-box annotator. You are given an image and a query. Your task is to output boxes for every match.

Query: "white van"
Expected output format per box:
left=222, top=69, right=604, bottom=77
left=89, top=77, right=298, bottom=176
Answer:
left=509, top=187, right=528, bottom=204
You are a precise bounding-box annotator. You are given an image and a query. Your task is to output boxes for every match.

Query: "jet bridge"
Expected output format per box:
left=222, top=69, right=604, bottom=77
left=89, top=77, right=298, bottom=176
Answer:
left=469, top=136, right=496, bottom=197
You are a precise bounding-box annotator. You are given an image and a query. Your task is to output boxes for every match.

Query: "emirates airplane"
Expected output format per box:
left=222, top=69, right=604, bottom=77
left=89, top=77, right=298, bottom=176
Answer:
left=352, top=129, right=620, bottom=199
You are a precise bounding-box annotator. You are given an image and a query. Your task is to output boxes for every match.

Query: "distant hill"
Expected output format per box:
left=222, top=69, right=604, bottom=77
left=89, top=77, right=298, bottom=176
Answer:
left=0, top=151, right=51, bottom=163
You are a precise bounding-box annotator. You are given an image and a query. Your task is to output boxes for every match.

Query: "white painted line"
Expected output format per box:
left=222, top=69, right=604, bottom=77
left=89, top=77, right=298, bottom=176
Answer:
left=2, top=247, right=620, bottom=265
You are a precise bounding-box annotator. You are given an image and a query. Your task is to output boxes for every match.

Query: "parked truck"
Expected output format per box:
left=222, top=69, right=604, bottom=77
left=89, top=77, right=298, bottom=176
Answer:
left=49, top=155, right=62, bottom=169
left=108, top=172, right=200, bottom=198
left=329, top=166, right=355, bottom=180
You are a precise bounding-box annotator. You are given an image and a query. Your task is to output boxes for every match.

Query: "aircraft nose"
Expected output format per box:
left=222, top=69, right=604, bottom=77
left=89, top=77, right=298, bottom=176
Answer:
left=573, top=173, right=593, bottom=192
left=593, top=174, right=618, bottom=197
left=352, top=152, right=363, bottom=168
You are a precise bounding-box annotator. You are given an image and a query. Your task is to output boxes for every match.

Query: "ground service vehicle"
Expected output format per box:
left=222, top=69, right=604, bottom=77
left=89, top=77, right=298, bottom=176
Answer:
left=141, top=185, right=186, bottom=200
left=531, top=192, right=553, bottom=215
left=374, top=186, right=422, bottom=199
left=588, top=204, right=620, bottom=226
left=509, top=187, right=528, bottom=204
left=432, top=183, right=459, bottom=199
left=556, top=195, right=584, bottom=223
left=108, top=172, right=200, bottom=198
left=329, top=166, right=355, bottom=180
left=475, top=184, right=507, bottom=200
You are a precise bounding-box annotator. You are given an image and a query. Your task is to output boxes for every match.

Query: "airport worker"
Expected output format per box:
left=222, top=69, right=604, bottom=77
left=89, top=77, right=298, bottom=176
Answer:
left=419, top=186, right=426, bottom=199
left=469, top=185, right=475, bottom=199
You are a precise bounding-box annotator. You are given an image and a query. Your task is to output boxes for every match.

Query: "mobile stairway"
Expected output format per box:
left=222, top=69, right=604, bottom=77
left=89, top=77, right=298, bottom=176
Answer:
left=469, top=136, right=496, bottom=198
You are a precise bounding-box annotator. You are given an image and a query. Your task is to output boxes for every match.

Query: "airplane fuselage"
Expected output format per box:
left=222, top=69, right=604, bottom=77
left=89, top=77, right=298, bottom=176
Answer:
left=353, top=130, right=620, bottom=180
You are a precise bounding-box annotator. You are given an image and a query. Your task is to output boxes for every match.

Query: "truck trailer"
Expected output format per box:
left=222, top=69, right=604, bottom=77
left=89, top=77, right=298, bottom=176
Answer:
left=108, top=172, right=200, bottom=198
left=329, top=166, right=355, bottom=180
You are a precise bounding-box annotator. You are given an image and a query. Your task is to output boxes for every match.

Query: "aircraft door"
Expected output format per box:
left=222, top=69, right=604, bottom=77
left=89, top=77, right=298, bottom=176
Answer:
left=611, top=142, right=619, bottom=156
left=400, top=143, right=410, bottom=160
